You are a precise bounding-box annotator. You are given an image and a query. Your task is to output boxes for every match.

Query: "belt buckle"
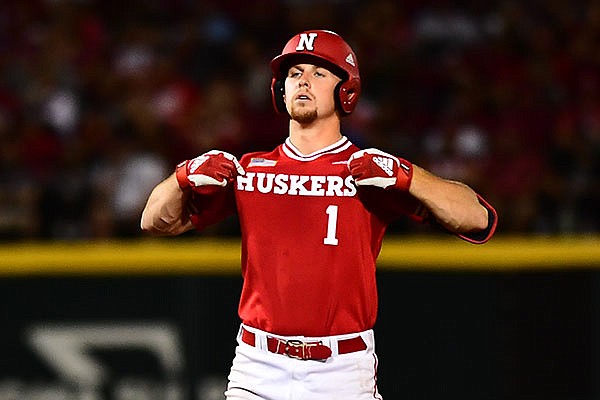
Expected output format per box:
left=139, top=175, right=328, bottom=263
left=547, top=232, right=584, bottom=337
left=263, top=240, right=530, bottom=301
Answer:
left=285, top=339, right=310, bottom=360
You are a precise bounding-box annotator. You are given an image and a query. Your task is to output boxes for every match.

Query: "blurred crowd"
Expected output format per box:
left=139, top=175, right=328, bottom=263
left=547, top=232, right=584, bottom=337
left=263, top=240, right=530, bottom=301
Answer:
left=0, top=0, right=598, bottom=240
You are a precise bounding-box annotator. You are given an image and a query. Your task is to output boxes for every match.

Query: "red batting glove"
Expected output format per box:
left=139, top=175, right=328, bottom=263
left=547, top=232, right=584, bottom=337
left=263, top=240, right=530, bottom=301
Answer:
left=348, top=148, right=413, bottom=191
left=176, top=150, right=245, bottom=194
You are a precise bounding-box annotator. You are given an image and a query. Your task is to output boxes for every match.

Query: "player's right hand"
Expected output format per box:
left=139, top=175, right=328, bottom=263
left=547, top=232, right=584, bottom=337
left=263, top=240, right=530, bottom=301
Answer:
left=175, top=150, right=245, bottom=194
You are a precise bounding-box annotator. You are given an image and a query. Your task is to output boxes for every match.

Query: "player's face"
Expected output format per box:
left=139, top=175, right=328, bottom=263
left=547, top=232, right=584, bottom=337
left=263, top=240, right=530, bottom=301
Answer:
left=284, top=63, right=342, bottom=124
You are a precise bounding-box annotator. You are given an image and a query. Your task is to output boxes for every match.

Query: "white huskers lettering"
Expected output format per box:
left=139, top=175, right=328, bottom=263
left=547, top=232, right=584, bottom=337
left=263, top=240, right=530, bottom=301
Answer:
left=237, top=173, right=357, bottom=197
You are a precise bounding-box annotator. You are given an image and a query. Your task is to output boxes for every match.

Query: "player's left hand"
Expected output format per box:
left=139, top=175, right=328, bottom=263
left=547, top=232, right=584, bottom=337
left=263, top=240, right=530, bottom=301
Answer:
left=348, top=148, right=413, bottom=191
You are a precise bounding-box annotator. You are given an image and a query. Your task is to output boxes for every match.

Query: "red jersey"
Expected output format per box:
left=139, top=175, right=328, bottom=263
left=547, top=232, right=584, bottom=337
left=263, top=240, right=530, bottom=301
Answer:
left=189, top=136, right=424, bottom=336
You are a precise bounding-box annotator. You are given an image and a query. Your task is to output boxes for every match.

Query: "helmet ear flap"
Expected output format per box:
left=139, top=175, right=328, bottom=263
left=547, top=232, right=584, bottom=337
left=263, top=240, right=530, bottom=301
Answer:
left=336, top=78, right=361, bottom=115
left=271, top=79, right=287, bottom=114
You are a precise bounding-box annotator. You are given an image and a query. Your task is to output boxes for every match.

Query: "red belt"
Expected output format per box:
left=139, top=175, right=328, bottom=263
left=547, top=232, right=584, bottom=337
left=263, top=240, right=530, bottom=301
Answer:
left=241, top=327, right=367, bottom=361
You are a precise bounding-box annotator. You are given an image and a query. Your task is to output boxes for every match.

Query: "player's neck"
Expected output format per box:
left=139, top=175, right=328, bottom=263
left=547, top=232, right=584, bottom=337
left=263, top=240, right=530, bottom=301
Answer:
left=288, top=117, right=342, bottom=155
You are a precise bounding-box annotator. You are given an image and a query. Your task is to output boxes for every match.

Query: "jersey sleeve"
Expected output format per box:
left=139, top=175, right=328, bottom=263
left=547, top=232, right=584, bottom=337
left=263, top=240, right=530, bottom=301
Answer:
left=356, top=186, right=423, bottom=223
left=186, top=187, right=236, bottom=231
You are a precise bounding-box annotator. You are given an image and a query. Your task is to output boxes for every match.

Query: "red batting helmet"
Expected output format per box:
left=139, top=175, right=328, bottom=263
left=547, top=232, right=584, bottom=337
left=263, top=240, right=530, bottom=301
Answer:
left=270, top=30, right=361, bottom=115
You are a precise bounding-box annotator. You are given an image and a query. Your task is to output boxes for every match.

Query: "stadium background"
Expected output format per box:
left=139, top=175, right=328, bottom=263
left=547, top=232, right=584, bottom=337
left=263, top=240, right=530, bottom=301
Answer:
left=0, top=1, right=599, bottom=399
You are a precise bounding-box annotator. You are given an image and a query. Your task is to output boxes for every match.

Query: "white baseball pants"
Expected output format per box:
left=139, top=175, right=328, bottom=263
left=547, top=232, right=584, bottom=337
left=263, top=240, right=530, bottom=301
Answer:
left=225, top=324, right=383, bottom=400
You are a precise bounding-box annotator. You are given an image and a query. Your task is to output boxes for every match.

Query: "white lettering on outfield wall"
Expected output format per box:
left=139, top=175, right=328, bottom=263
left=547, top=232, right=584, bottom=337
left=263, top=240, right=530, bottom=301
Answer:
left=27, top=323, right=183, bottom=387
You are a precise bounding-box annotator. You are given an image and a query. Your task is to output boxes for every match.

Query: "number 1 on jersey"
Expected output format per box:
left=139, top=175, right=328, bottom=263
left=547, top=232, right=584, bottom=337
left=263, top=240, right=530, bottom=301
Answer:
left=323, top=205, right=339, bottom=246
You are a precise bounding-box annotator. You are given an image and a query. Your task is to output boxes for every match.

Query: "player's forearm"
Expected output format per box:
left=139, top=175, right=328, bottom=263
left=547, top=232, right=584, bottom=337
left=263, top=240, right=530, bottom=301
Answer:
left=408, top=165, right=489, bottom=233
left=140, top=173, right=194, bottom=236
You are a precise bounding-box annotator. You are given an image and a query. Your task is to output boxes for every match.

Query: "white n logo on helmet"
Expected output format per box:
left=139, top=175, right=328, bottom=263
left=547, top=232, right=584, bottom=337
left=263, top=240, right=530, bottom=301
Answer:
left=296, top=32, right=318, bottom=51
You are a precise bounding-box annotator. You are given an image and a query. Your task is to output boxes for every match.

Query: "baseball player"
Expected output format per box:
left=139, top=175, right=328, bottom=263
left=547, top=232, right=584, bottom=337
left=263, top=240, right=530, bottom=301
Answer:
left=141, top=30, right=497, bottom=399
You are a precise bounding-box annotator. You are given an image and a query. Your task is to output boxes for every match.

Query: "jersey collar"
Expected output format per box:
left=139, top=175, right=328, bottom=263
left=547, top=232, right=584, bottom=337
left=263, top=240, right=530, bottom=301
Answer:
left=282, top=136, right=352, bottom=162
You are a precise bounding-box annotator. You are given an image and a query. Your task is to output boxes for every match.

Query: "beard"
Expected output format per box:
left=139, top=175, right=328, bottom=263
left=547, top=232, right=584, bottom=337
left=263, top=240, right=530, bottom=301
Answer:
left=290, top=105, right=318, bottom=124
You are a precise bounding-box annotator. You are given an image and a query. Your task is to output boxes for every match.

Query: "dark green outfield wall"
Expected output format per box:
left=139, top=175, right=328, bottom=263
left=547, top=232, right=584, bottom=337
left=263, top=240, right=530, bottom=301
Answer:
left=0, top=236, right=598, bottom=399
left=0, top=269, right=597, bottom=400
